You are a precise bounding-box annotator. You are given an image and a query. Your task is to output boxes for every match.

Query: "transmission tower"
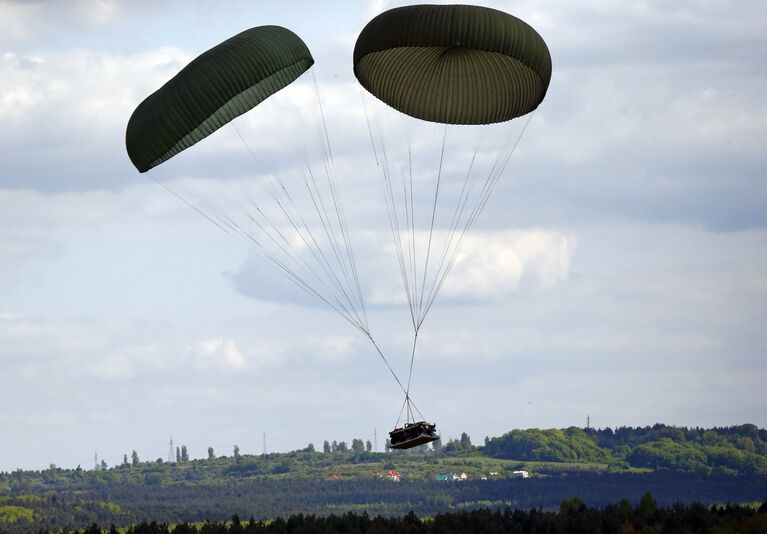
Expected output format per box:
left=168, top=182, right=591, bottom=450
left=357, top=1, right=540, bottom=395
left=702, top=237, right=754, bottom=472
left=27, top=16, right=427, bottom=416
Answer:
left=94, top=452, right=99, bottom=471
left=262, top=430, right=267, bottom=455
left=168, top=436, right=174, bottom=463
left=374, top=428, right=378, bottom=452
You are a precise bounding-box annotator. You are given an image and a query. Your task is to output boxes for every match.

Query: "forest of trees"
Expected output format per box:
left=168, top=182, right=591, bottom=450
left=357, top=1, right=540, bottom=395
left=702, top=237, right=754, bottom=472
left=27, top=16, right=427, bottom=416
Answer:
left=3, top=473, right=767, bottom=533
left=483, top=424, right=767, bottom=474
left=24, top=495, right=767, bottom=534
left=2, top=424, right=767, bottom=532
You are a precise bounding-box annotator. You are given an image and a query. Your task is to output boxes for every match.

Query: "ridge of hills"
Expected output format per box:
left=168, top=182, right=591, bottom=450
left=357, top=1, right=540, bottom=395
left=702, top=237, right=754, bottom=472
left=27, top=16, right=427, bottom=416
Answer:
left=2, top=424, right=767, bottom=532
left=3, top=423, right=766, bottom=489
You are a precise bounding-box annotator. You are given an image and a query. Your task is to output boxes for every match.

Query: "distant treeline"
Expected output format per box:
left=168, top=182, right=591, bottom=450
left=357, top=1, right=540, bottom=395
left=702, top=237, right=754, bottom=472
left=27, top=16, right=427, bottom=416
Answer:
left=46, top=495, right=767, bottom=534
left=3, top=424, right=767, bottom=532
left=3, top=472, right=767, bottom=533
left=484, top=424, right=767, bottom=474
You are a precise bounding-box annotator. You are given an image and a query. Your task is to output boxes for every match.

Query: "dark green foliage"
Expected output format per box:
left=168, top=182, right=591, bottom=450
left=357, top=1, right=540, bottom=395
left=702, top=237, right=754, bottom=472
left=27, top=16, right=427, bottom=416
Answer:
left=3, top=424, right=767, bottom=532
left=485, top=424, right=767, bottom=473
left=485, top=427, right=614, bottom=463
left=3, top=470, right=767, bottom=533
left=32, top=497, right=767, bottom=533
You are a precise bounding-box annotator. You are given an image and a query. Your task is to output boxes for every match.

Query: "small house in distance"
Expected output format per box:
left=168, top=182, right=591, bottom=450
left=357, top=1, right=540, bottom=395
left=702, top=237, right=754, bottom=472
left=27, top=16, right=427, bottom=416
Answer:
left=435, top=472, right=467, bottom=481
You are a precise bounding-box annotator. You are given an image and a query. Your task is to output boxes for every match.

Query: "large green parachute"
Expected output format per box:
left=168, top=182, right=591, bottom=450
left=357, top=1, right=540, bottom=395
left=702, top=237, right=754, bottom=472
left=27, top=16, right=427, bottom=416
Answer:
left=126, top=25, right=314, bottom=173
left=353, top=4, right=551, bottom=125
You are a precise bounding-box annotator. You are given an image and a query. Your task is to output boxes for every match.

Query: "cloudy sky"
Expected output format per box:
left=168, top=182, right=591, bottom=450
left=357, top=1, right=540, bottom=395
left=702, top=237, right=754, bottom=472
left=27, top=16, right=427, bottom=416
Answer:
left=1, top=0, right=766, bottom=472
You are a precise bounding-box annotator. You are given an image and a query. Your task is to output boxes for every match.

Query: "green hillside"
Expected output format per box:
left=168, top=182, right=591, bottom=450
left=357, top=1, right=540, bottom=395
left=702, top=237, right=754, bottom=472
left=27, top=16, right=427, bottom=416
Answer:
left=2, top=423, right=766, bottom=495
left=2, top=424, right=767, bottom=532
left=484, top=424, right=767, bottom=474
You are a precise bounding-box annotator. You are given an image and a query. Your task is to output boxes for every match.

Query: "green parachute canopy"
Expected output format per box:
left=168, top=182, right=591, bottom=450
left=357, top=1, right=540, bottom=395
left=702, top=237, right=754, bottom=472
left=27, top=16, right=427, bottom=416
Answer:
left=126, top=25, right=314, bottom=173
left=353, top=4, right=552, bottom=125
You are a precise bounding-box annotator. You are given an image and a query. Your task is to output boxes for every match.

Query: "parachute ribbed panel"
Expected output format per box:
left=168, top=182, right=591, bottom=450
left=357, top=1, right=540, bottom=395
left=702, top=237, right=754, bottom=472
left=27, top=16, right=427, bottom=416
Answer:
left=353, top=4, right=552, bottom=125
left=126, top=26, right=314, bottom=173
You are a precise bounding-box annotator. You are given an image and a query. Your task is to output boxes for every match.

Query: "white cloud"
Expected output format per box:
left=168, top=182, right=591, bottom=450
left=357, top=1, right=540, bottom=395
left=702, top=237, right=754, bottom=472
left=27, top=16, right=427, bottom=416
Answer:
left=192, top=338, right=248, bottom=371
left=0, top=0, right=124, bottom=45
left=361, top=229, right=575, bottom=306
left=0, top=47, right=191, bottom=189
left=442, top=229, right=575, bottom=298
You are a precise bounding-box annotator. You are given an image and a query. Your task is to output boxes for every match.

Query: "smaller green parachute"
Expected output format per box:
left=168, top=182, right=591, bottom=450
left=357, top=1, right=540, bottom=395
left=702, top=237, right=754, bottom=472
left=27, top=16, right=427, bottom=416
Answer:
left=126, top=26, right=314, bottom=173
left=353, top=4, right=552, bottom=125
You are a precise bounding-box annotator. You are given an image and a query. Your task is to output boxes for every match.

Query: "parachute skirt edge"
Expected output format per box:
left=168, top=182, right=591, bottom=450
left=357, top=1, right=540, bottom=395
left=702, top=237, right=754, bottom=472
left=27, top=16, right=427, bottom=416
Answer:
left=125, top=25, right=314, bottom=173
left=143, top=58, right=314, bottom=172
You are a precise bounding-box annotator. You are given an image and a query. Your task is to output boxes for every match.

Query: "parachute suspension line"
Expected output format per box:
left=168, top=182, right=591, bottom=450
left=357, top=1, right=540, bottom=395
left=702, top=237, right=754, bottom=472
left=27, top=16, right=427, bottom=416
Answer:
left=425, top=151, right=478, bottom=304
left=148, top=170, right=369, bottom=336
left=381, top=131, right=417, bottom=325
left=310, top=74, right=368, bottom=329
left=415, top=125, right=448, bottom=327
left=301, top=167, right=368, bottom=330
left=403, top=329, right=420, bottom=422
left=233, top=91, right=421, bottom=405
left=243, top=205, right=363, bottom=327
left=360, top=96, right=436, bottom=415
left=405, top=144, right=418, bottom=325
left=366, top=333, right=424, bottom=415
left=416, top=150, right=480, bottom=327
left=362, top=93, right=418, bottom=328
left=382, top=137, right=417, bottom=326
left=153, top=132, right=244, bottom=234
left=148, top=175, right=231, bottom=236
left=399, top=115, right=534, bottom=407
left=272, top=182, right=366, bottom=328
left=421, top=113, right=535, bottom=321
left=235, top=159, right=360, bottom=328
left=231, top=90, right=420, bottom=406
left=230, top=117, right=368, bottom=331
